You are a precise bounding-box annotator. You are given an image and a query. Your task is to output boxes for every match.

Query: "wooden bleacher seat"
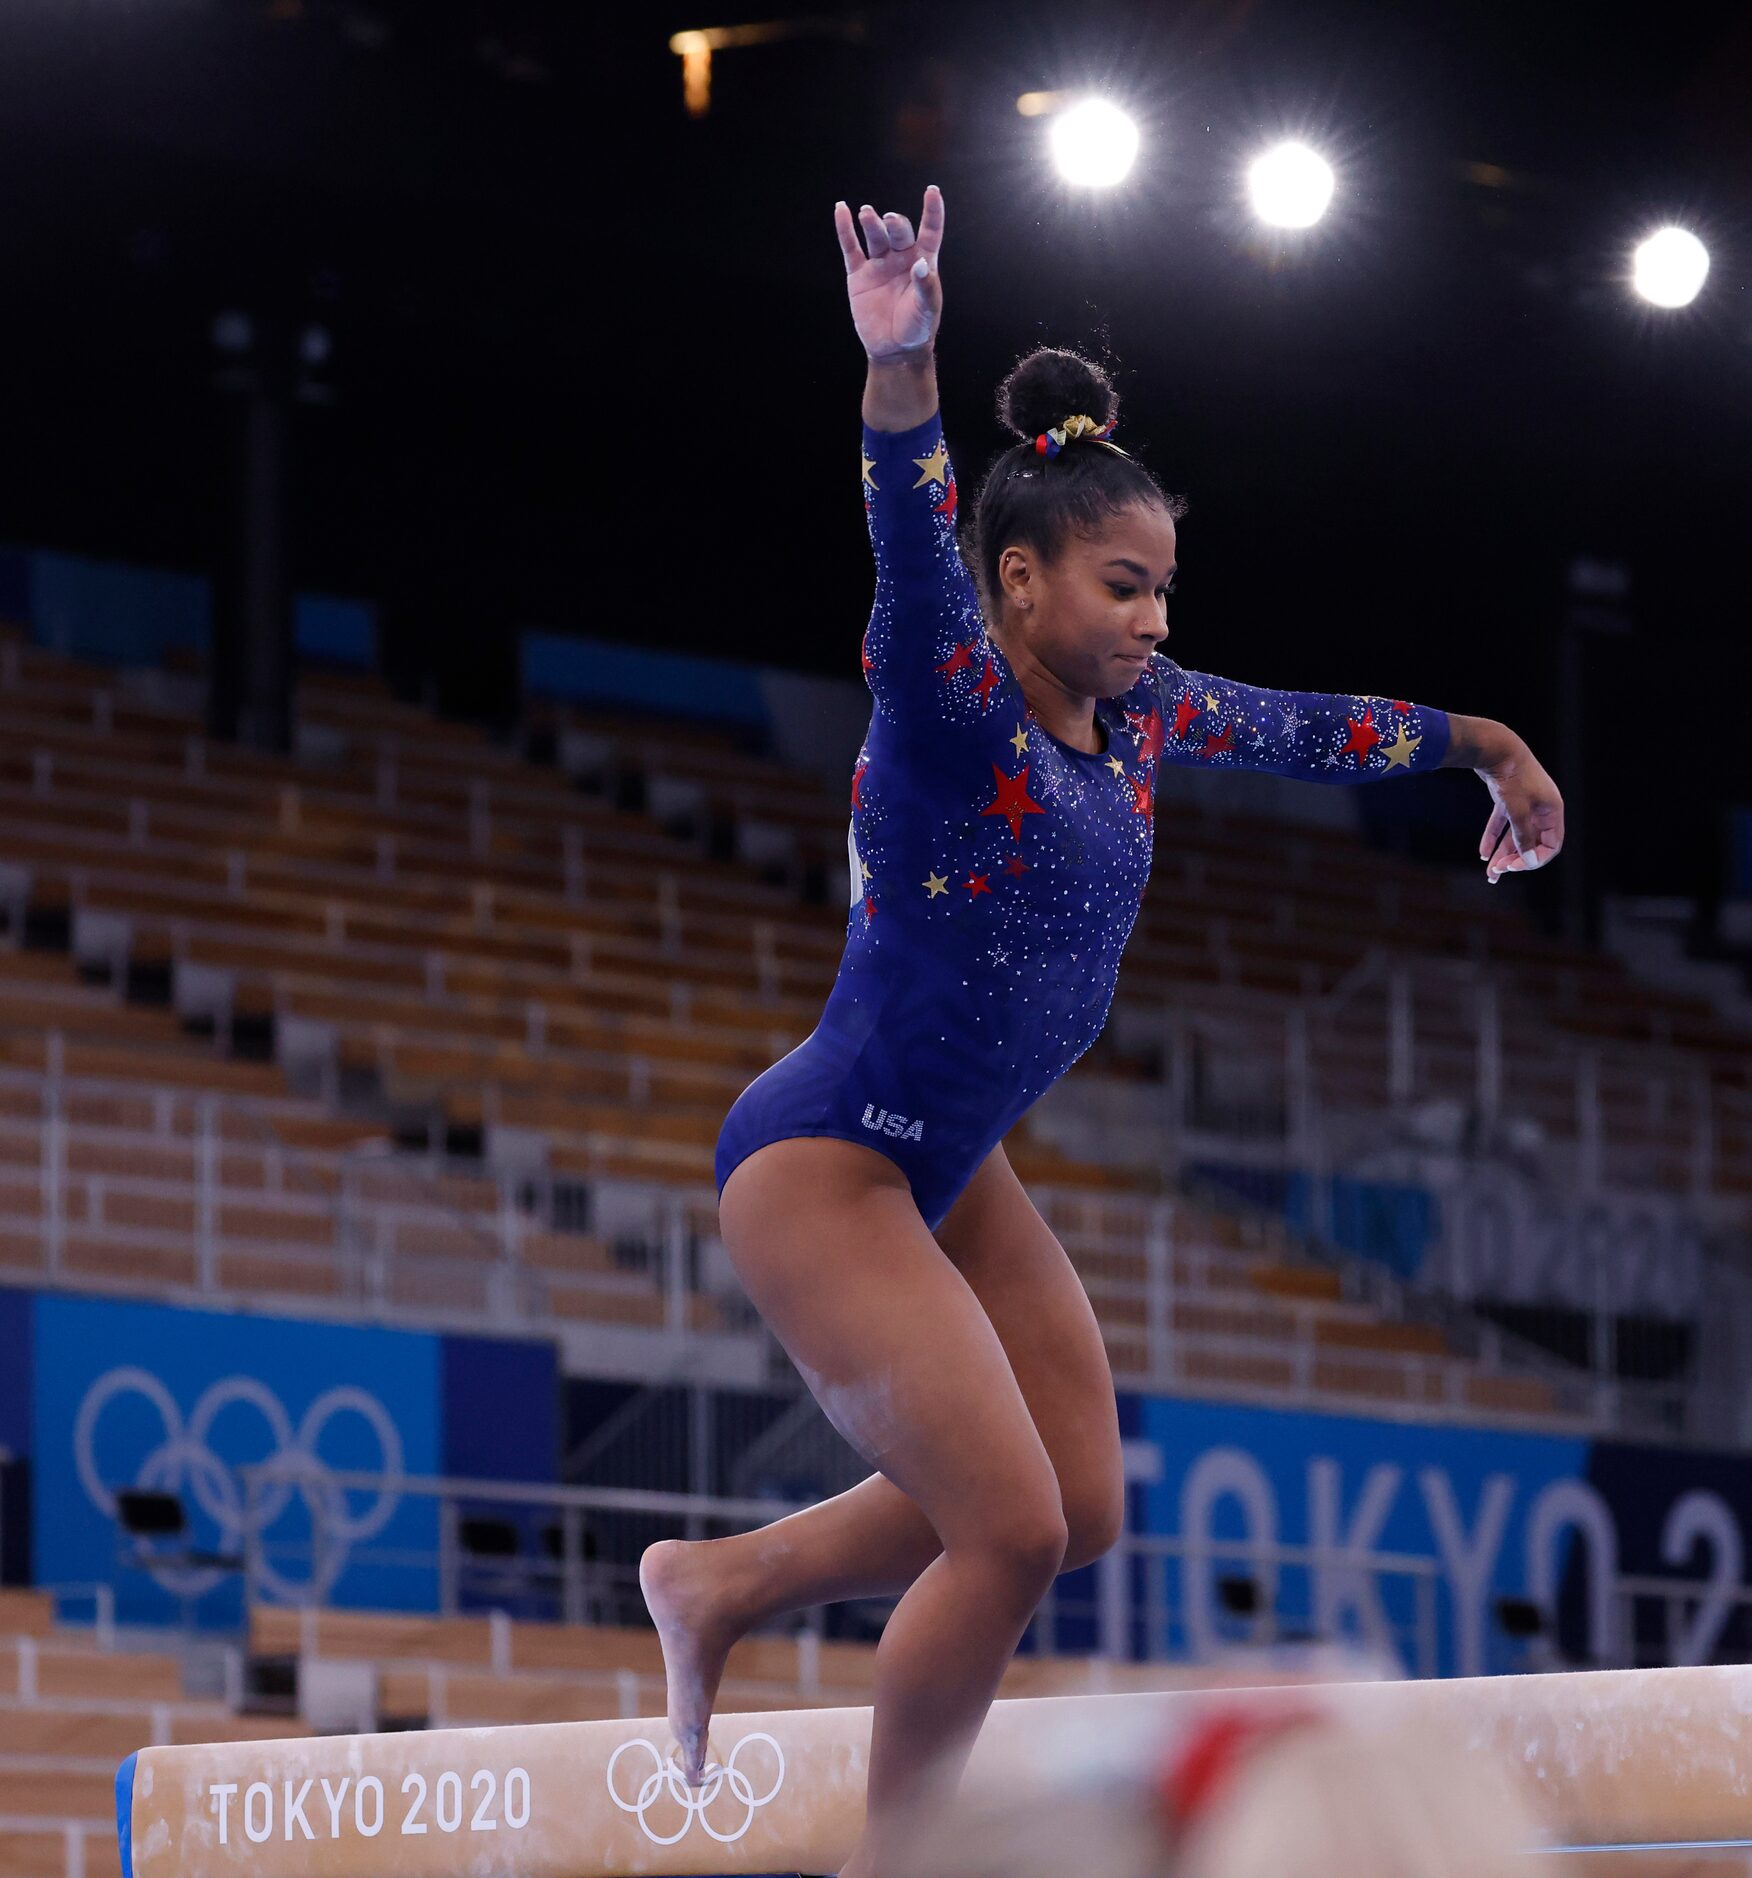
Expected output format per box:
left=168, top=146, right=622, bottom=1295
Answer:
left=0, top=1641, right=183, bottom=1707
left=381, top=1668, right=630, bottom=1727
left=0, top=1767, right=124, bottom=1820
left=0, top=1826, right=121, bottom=1878
left=0, top=1596, right=54, bottom=1639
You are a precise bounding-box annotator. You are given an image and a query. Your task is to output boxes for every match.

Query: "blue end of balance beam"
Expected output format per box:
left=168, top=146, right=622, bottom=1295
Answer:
left=115, top=1751, right=137, bottom=1878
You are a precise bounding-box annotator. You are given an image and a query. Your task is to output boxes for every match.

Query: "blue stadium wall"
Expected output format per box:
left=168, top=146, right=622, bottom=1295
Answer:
left=0, top=545, right=377, bottom=669
left=1100, top=1392, right=1750, bottom=1677
left=0, top=1286, right=1745, bottom=1675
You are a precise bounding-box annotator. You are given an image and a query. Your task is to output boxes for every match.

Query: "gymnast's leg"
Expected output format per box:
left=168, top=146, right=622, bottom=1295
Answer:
left=682, top=1137, right=1072, bottom=1877
left=641, top=1140, right=1123, bottom=1742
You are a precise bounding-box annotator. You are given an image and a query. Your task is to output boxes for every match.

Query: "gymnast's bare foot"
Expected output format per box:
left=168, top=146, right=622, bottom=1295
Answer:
left=640, top=1538, right=749, bottom=1786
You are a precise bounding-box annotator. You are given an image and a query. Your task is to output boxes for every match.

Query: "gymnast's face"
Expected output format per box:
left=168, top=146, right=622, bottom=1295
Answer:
left=996, top=500, right=1178, bottom=699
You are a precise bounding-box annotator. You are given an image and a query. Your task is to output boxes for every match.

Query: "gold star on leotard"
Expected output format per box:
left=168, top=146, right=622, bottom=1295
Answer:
left=1204, top=691, right=1220, bottom=712
left=922, top=871, right=949, bottom=898
left=1381, top=724, right=1423, bottom=770
left=861, top=860, right=873, bottom=880
left=861, top=451, right=878, bottom=490
left=1010, top=723, right=1029, bottom=756
left=912, top=439, right=950, bottom=489
left=1106, top=754, right=1126, bottom=778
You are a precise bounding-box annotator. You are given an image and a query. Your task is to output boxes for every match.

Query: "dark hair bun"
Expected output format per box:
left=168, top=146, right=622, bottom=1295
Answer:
left=996, top=346, right=1118, bottom=445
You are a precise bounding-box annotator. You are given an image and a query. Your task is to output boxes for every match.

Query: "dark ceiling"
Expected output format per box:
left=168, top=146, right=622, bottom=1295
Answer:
left=0, top=0, right=1747, bottom=887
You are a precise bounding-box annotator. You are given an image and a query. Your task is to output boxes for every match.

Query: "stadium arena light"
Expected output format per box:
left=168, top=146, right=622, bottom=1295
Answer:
left=1048, top=97, right=1141, bottom=188
left=1247, top=140, right=1336, bottom=229
left=1631, top=225, right=1709, bottom=308
left=667, top=19, right=867, bottom=118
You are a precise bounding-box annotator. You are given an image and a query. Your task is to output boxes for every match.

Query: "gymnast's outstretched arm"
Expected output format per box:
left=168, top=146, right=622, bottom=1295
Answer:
left=1147, top=654, right=1453, bottom=781
left=1147, top=655, right=1564, bottom=883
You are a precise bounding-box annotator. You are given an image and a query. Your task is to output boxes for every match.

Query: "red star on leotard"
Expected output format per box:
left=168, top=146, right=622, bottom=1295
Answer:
left=851, top=761, right=868, bottom=807
left=936, top=641, right=976, bottom=677
left=935, top=475, right=958, bottom=519
left=864, top=896, right=876, bottom=920
left=1130, top=772, right=1155, bottom=816
left=1201, top=723, right=1234, bottom=759
left=1341, top=707, right=1382, bottom=762
left=1170, top=693, right=1201, bottom=740
left=965, top=873, right=991, bottom=898
left=1125, top=706, right=1166, bottom=765
left=972, top=657, right=1001, bottom=709
left=1392, top=699, right=1413, bottom=713
left=980, top=763, right=1045, bottom=842
left=1002, top=854, right=1029, bottom=878
left=861, top=631, right=874, bottom=673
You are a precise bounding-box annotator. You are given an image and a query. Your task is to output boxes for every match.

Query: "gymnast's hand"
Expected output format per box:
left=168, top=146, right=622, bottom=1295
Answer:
left=833, top=184, right=945, bottom=360
left=1475, top=730, right=1565, bottom=884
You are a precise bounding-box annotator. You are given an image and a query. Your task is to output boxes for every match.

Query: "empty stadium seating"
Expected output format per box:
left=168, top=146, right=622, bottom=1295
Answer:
left=4, top=625, right=1728, bottom=1422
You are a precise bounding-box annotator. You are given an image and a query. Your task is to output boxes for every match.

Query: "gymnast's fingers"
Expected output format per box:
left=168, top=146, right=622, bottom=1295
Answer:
left=883, top=210, right=916, bottom=250
left=917, top=181, right=946, bottom=260
left=1478, top=802, right=1507, bottom=863
left=1484, top=822, right=1517, bottom=880
left=833, top=199, right=865, bottom=273
left=858, top=201, right=893, bottom=257
left=1506, top=800, right=1563, bottom=872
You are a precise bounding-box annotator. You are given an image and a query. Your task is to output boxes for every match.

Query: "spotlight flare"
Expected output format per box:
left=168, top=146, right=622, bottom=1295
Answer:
left=1048, top=98, right=1141, bottom=188
left=1632, top=226, right=1709, bottom=308
left=1248, top=142, right=1335, bottom=229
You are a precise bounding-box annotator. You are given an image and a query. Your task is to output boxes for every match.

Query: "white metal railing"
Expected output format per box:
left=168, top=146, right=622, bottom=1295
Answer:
left=235, top=1468, right=812, bottom=1632
left=1038, top=1186, right=1684, bottom=1430
left=1099, top=951, right=1733, bottom=1202
left=43, top=1583, right=118, bottom=1650
left=1044, top=952, right=1748, bottom=1429
left=210, top=1467, right=1752, bottom=1687
left=1121, top=1534, right=1442, bottom=1678
left=1612, top=1571, right=1752, bottom=1672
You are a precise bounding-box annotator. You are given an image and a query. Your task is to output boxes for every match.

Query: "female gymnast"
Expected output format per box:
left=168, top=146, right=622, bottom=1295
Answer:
left=642, top=183, right=1565, bottom=1877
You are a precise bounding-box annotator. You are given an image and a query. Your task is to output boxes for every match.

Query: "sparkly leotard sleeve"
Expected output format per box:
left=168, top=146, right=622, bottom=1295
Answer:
left=713, top=407, right=1451, bottom=1228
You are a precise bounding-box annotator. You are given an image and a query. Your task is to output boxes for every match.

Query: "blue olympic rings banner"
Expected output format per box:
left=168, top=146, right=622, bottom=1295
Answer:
left=36, top=1295, right=441, bottom=1626
left=14, top=1291, right=556, bottom=1629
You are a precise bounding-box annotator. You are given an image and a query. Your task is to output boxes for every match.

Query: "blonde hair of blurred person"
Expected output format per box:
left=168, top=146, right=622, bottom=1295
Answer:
left=897, top=1710, right=1542, bottom=1878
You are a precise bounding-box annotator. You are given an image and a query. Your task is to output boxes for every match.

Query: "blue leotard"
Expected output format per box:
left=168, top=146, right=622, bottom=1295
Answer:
left=713, top=407, right=1451, bottom=1229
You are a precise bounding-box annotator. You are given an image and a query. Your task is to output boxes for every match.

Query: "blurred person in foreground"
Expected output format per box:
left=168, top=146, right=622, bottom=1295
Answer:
left=896, top=1699, right=1545, bottom=1877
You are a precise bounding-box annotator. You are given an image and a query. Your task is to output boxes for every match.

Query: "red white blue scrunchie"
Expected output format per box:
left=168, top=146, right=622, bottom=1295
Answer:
left=1033, top=413, right=1121, bottom=458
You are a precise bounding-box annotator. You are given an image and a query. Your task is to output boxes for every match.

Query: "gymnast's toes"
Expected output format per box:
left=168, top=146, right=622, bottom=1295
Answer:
left=639, top=1538, right=736, bottom=1785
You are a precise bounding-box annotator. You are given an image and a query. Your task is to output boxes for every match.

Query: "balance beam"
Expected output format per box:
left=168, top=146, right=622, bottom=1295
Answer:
left=116, top=1663, right=1752, bottom=1876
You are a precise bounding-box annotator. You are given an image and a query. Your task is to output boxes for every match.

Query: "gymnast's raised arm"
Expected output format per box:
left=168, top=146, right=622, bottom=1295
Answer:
left=836, top=187, right=992, bottom=724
